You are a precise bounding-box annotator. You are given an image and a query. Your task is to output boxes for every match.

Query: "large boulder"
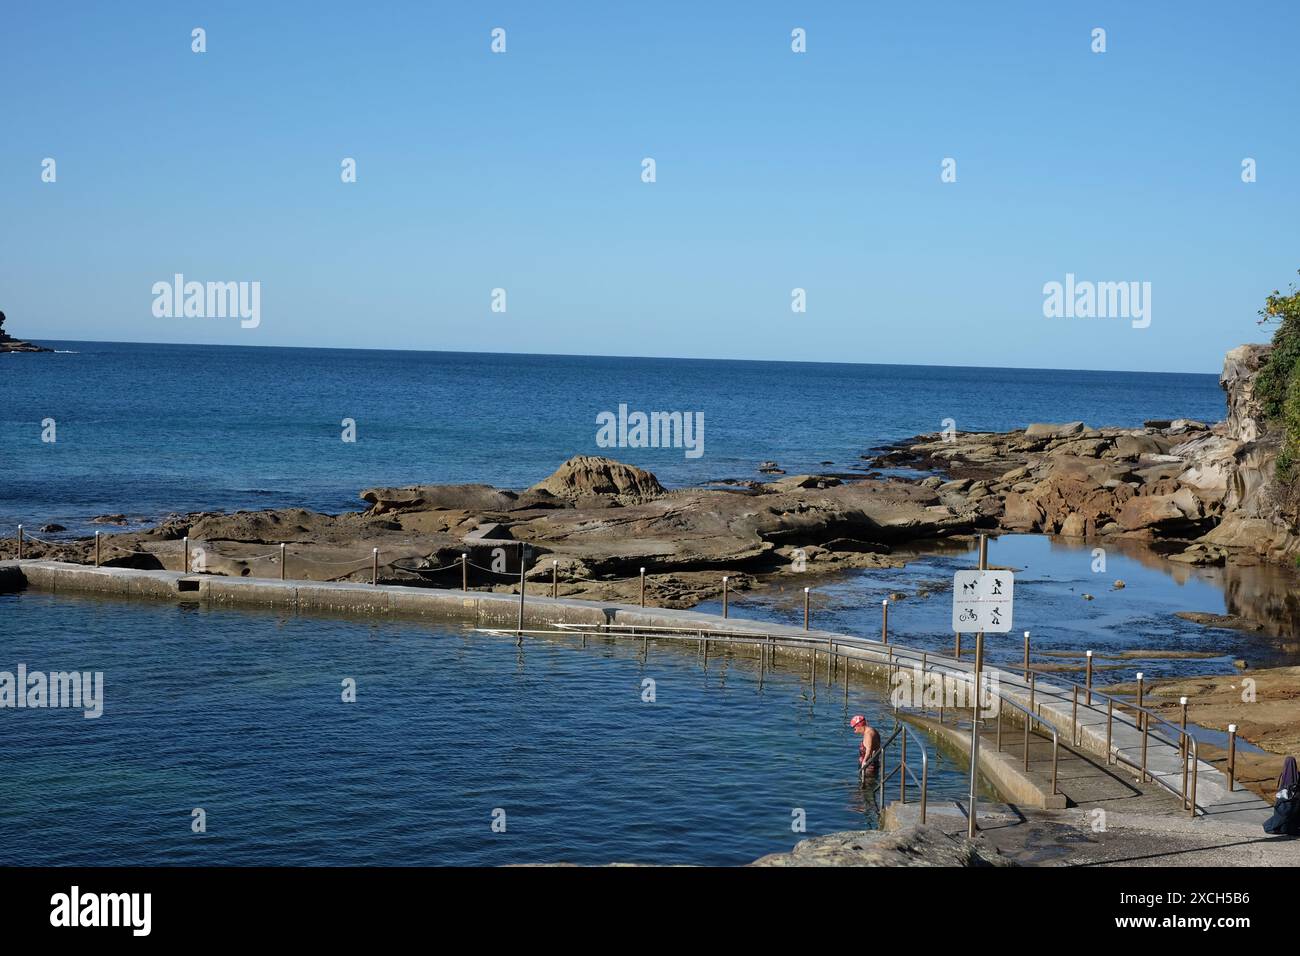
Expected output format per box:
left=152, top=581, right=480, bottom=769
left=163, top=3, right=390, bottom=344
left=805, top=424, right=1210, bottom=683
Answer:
left=1024, top=421, right=1085, bottom=440
left=528, top=456, right=666, bottom=502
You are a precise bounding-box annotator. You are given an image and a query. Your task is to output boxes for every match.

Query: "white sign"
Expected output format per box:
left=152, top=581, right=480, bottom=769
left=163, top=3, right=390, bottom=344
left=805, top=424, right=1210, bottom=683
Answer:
left=952, top=570, right=1014, bottom=633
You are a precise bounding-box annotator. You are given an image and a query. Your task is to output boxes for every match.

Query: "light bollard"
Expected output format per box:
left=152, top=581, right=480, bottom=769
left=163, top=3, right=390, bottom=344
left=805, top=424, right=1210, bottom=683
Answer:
left=372, top=547, right=379, bottom=586
left=183, top=536, right=190, bottom=574
left=1023, top=630, right=1030, bottom=680
left=462, top=553, right=468, bottom=592
left=552, top=559, right=558, bottom=598
left=280, top=542, right=286, bottom=581
left=94, top=531, right=101, bottom=568
left=722, top=576, right=729, bottom=619
left=954, top=631, right=961, bottom=659
left=640, top=567, right=646, bottom=607
left=803, top=587, right=810, bottom=630
left=881, top=599, right=889, bottom=644
left=16, top=525, right=22, bottom=561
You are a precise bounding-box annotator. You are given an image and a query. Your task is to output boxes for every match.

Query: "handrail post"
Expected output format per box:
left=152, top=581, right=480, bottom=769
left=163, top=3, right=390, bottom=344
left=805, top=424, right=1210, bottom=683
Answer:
left=889, top=648, right=897, bottom=713
left=1023, top=699, right=1031, bottom=771
left=552, top=559, right=558, bottom=598
left=996, top=700, right=1002, bottom=752
left=1179, top=696, right=1188, bottom=758
left=1136, top=672, right=1148, bottom=782
left=954, top=631, right=961, bottom=659
left=826, top=639, right=833, bottom=686
left=900, top=731, right=907, bottom=803
left=1085, top=650, right=1094, bottom=705
left=94, top=531, right=101, bottom=568
left=1189, top=741, right=1199, bottom=817
left=881, top=599, right=889, bottom=644
left=462, top=553, right=468, bottom=592
left=1106, top=697, right=1114, bottom=764
left=804, top=587, right=810, bottom=630
left=183, top=536, right=189, bottom=574
left=842, top=644, right=849, bottom=703
left=1226, top=724, right=1237, bottom=792
left=1051, top=734, right=1059, bottom=795
left=1023, top=630, right=1030, bottom=681
left=920, top=652, right=927, bottom=713
left=1179, top=697, right=1190, bottom=807
left=878, top=736, right=886, bottom=808
left=919, top=747, right=928, bottom=824
left=1071, top=685, right=1079, bottom=746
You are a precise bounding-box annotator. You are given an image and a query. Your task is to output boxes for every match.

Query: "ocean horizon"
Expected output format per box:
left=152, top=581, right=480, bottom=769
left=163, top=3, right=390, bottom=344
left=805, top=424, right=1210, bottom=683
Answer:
left=1, top=339, right=1226, bottom=535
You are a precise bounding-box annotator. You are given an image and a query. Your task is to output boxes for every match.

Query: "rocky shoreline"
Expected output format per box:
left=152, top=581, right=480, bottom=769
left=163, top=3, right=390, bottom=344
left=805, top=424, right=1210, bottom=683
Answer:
left=5, top=342, right=1294, bottom=610
left=869, top=344, right=1295, bottom=569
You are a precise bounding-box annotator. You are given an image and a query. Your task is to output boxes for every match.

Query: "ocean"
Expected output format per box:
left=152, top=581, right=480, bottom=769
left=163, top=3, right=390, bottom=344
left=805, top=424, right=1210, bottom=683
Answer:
left=0, top=341, right=1227, bottom=534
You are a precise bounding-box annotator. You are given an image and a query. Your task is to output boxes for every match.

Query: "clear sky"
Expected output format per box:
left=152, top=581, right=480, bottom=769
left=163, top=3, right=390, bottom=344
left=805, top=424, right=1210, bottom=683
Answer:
left=2, top=0, right=1296, bottom=373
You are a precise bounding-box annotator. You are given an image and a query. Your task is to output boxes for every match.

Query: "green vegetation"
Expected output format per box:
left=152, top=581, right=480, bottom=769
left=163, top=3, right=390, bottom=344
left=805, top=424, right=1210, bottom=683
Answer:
left=1256, top=272, right=1300, bottom=476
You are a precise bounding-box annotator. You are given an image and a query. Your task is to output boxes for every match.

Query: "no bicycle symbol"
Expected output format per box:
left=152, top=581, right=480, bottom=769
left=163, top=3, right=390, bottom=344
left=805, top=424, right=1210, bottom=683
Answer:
left=951, top=570, right=1014, bottom=633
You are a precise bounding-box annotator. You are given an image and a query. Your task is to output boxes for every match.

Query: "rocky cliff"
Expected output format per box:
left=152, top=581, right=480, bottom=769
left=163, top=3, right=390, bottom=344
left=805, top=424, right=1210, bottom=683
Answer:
left=873, top=343, right=1299, bottom=568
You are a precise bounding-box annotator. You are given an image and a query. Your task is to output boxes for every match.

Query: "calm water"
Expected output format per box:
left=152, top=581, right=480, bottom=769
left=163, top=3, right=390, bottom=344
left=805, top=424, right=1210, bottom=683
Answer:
left=1, top=341, right=1225, bottom=533
left=0, top=591, right=980, bottom=866
left=703, top=534, right=1300, bottom=676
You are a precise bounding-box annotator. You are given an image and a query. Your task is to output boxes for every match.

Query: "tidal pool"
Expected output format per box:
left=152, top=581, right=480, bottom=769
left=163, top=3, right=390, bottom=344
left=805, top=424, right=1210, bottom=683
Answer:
left=0, top=590, right=979, bottom=866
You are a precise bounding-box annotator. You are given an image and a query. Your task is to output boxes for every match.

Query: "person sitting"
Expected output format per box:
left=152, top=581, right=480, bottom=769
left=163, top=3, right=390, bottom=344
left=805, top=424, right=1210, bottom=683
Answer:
left=1264, top=755, right=1300, bottom=836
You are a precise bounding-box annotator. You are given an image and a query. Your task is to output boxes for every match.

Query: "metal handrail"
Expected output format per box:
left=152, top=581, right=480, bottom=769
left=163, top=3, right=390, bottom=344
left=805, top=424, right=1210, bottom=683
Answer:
left=882, top=649, right=1063, bottom=796
left=875, top=720, right=928, bottom=823
left=1013, top=662, right=1201, bottom=815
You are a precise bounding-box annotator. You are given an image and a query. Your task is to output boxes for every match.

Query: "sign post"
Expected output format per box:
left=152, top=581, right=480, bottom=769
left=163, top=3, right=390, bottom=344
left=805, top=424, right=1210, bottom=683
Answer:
left=952, top=536, right=1015, bottom=839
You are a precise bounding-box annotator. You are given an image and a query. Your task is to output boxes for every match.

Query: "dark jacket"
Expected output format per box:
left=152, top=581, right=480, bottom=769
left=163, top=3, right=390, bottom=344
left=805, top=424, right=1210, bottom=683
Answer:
left=1264, top=756, right=1300, bottom=836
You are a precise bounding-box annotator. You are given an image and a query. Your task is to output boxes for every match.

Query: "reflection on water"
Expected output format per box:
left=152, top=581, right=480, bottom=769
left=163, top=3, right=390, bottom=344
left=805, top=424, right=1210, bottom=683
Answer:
left=702, top=534, right=1300, bottom=683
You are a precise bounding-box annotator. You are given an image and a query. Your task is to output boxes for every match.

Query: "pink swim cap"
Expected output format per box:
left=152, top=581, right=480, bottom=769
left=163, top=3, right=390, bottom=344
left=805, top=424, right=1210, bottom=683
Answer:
left=849, top=715, right=866, bottom=729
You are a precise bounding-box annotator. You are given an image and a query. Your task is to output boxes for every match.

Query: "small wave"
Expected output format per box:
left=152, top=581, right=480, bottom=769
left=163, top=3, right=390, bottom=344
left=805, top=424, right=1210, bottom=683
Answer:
left=54, top=350, right=79, bottom=354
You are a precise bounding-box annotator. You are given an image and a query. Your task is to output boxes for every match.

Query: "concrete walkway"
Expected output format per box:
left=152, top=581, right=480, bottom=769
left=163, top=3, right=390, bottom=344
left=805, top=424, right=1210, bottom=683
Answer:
left=2, top=558, right=1277, bottom=837
left=888, top=801, right=1299, bottom=867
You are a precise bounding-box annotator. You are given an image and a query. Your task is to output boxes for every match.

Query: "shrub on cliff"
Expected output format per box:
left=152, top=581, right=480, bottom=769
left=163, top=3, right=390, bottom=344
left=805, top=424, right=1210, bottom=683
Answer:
left=1256, top=272, right=1300, bottom=476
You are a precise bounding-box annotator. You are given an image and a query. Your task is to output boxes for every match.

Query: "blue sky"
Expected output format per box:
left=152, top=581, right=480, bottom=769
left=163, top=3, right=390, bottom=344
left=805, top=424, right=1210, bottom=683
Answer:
left=1, top=0, right=1296, bottom=372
